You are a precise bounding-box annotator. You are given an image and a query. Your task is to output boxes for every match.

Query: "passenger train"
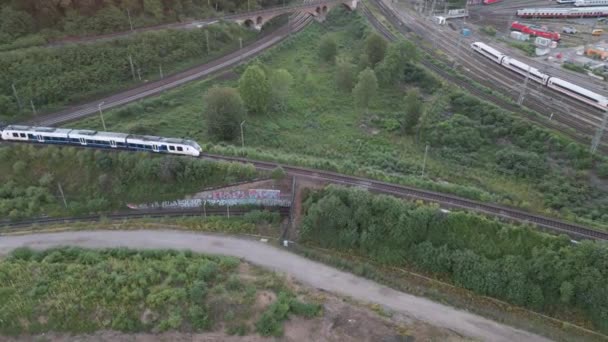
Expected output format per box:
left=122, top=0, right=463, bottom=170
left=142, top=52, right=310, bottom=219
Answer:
left=517, top=6, right=608, bottom=18
left=470, top=42, right=608, bottom=110
left=574, top=0, right=608, bottom=6
left=0, top=125, right=202, bottom=157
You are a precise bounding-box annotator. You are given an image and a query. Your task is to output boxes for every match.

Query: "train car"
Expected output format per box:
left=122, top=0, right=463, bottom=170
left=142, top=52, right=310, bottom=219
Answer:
left=517, top=7, right=608, bottom=18
left=557, top=0, right=576, bottom=4
left=0, top=126, right=202, bottom=157
left=470, top=42, right=506, bottom=64
left=500, top=57, right=550, bottom=84
left=511, top=21, right=561, bottom=40
left=547, top=77, right=608, bottom=110
left=483, top=0, right=502, bottom=4
left=575, top=0, right=608, bottom=6
left=126, top=135, right=201, bottom=156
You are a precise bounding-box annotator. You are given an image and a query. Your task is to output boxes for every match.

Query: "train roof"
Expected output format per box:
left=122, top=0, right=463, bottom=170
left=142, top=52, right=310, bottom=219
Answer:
left=549, top=77, right=607, bottom=101
left=128, top=134, right=200, bottom=148
left=4, top=125, right=73, bottom=134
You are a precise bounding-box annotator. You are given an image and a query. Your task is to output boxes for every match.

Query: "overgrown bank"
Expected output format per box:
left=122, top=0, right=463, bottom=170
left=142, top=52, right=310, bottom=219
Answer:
left=0, top=247, right=320, bottom=335
left=299, top=185, right=608, bottom=335
left=0, top=22, right=256, bottom=119
left=0, top=145, right=258, bottom=219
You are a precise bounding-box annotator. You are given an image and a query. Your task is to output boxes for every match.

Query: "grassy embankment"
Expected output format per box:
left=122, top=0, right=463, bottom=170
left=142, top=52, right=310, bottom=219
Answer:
left=297, top=185, right=608, bottom=341
left=64, top=8, right=608, bottom=230
left=0, top=247, right=320, bottom=336
left=0, top=22, right=257, bottom=120
left=0, top=144, right=260, bottom=219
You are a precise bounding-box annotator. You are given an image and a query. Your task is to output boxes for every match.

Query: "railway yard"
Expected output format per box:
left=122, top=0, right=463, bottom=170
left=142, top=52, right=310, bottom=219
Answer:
left=385, top=0, right=608, bottom=151
left=2, top=0, right=608, bottom=341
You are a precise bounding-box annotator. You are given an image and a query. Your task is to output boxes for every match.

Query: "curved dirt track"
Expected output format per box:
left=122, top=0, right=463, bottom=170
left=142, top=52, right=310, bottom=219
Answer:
left=0, top=230, right=552, bottom=342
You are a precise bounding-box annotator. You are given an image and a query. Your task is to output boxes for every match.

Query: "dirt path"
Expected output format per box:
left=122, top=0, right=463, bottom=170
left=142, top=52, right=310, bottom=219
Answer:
left=0, top=230, right=552, bottom=342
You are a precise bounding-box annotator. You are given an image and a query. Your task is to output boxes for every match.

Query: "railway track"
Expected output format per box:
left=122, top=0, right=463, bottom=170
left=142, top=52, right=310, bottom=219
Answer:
left=365, top=0, right=608, bottom=152
left=200, top=153, right=608, bottom=241
left=24, top=14, right=313, bottom=127
left=0, top=207, right=290, bottom=231
left=1, top=138, right=606, bottom=240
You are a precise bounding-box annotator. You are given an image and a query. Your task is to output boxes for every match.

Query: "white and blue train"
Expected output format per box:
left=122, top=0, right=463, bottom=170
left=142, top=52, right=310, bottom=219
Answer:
left=0, top=125, right=202, bottom=157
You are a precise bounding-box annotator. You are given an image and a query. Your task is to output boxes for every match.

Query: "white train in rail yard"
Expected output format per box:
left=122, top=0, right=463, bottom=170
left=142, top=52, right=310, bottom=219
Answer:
left=517, top=6, right=608, bottom=18
left=574, top=0, right=608, bottom=6
left=0, top=125, right=202, bottom=157
left=470, top=42, right=608, bottom=110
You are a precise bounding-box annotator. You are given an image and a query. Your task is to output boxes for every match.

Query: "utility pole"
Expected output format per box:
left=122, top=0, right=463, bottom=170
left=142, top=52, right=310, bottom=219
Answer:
left=11, top=83, right=22, bottom=111
left=239, top=37, right=243, bottom=50
left=430, top=0, right=436, bottom=17
left=591, top=109, right=608, bottom=154
left=240, top=120, right=246, bottom=149
left=517, top=66, right=531, bottom=105
left=421, top=144, right=429, bottom=177
left=159, top=64, right=164, bottom=79
left=98, top=101, right=107, bottom=131
left=30, top=100, right=37, bottom=115
left=205, top=30, right=210, bottom=55
left=127, top=9, right=134, bottom=31
left=137, top=67, right=142, bottom=81
left=128, top=55, right=136, bottom=80
left=57, top=183, right=68, bottom=208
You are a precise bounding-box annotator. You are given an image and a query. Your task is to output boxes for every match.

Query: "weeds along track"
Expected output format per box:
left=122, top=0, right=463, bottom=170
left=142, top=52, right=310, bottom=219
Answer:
left=363, top=0, right=608, bottom=153
left=25, top=14, right=313, bottom=127
left=0, top=207, right=291, bottom=232
left=201, top=153, right=608, bottom=241
left=1, top=139, right=605, bottom=240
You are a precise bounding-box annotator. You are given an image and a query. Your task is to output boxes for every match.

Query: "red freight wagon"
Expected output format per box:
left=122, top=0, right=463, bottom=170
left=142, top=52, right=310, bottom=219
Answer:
left=510, top=21, right=561, bottom=40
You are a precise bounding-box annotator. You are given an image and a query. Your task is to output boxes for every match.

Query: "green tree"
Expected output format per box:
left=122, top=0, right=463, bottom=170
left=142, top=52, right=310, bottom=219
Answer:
left=0, top=7, right=34, bottom=38
left=376, top=40, right=419, bottom=87
left=238, top=65, right=271, bottom=114
left=402, top=88, right=423, bottom=134
left=203, top=86, right=246, bottom=141
left=353, top=68, right=378, bottom=112
left=318, top=35, right=338, bottom=63
left=365, top=33, right=387, bottom=67
left=335, top=60, right=355, bottom=92
left=269, top=69, right=293, bottom=112
left=144, top=0, right=165, bottom=20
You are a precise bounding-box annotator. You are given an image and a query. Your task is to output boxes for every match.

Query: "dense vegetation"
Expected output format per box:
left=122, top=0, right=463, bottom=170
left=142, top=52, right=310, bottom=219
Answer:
left=300, top=185, right=608, bottom=333
left=0, top=22, right=255, bottom=119
left=0, top=0, right=283, bottom=47
left=0, top=247, right=320, bottom=335
left=70, top=7, right=608, bottom=229
left=0, top=145, right=257, bottom=219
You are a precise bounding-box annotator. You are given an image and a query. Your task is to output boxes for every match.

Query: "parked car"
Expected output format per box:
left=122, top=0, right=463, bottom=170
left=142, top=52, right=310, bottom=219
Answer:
left=563, top=26, right=577, bottom=34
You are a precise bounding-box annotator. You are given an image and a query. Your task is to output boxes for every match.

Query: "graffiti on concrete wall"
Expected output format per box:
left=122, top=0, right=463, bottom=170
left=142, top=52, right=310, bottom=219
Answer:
left=127, top=189, right=291, bottom=210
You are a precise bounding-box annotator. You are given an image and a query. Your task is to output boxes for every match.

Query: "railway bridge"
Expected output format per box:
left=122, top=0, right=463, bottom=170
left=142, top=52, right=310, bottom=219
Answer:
left=224, top=0, right=358, bottom=29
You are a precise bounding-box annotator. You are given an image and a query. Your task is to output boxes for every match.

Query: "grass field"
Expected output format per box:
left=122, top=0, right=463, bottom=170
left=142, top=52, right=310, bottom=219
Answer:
left=0, top=247, right=320, bottom=336
left=64, top=8, right=608, bottom=229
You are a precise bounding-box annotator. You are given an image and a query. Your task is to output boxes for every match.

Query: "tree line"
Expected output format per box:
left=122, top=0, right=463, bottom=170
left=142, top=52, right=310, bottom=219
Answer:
left=0, top=0, right=284, bottom=43
left=0, top=22, right=250, bottom=120
left=300, top=185, right=608, bottom=333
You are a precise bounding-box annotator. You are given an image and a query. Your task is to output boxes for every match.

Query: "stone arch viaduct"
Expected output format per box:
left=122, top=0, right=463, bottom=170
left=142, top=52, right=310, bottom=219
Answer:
left=224, top=0, right=358, bottom=30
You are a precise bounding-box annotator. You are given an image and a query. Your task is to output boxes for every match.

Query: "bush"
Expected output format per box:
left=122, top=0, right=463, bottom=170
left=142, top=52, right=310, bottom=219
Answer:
left=319, top=36, right=338, bottom=63
left=481, top=26, right=497, bottom=36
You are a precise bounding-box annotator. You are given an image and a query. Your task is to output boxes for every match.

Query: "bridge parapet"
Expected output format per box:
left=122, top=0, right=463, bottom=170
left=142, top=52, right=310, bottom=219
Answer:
left=229, top=0, right=357, bottom=30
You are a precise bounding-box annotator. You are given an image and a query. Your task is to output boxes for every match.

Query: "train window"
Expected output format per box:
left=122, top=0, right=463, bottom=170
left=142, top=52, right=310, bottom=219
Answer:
left=177, top=146, right=183, bottom=151
left=20, top=133, right=26, bottom=138
left=12, top=133, right=18, bottom=137
left=169, top=146, right=175, bottom=151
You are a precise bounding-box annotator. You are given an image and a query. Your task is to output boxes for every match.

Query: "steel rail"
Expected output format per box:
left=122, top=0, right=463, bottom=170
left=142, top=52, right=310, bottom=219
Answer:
left=0, top=207, right=290, bottom=231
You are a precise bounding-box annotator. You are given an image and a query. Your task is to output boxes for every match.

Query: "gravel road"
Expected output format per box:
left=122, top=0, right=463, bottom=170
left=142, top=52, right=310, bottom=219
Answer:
left=0, top=230, right=552, bottom=342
